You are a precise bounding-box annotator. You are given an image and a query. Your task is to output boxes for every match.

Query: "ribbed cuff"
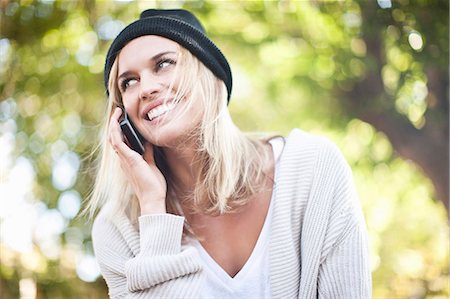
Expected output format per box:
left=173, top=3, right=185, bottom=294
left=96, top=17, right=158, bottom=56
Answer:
left=138, top=214, right=185, bottom=256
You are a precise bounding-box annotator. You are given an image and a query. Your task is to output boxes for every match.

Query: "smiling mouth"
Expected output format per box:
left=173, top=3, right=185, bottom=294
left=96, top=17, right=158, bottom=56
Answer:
left=146, top=101, right=177, bottom=121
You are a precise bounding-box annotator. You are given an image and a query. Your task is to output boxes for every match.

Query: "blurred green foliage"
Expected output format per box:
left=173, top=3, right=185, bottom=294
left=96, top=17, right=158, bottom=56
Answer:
left=0, top=0, right=448, bottom=298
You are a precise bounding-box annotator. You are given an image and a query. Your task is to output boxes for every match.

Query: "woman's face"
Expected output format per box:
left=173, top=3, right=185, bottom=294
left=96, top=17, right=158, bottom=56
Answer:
left=117, top=35, right=203, bottom=147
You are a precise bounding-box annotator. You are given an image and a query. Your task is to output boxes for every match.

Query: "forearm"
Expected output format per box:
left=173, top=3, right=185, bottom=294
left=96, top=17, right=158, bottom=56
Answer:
left=93, top=212, right=203, bottom=298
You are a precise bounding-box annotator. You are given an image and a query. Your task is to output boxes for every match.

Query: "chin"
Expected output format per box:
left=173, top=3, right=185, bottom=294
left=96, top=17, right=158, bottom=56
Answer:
left=143, top=121, right=198, bottom=149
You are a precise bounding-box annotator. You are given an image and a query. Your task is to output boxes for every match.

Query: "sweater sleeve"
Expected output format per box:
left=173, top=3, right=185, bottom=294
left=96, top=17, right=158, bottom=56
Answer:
left=317, top=145, right=372, bottom=298
left=317, top=218, right=372, bottom=298
left=92, top=212, right=203, bottom=298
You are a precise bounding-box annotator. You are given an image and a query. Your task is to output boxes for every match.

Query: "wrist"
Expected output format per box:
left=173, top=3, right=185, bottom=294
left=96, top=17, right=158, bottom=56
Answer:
left=140, top=199, right=166, bottom=215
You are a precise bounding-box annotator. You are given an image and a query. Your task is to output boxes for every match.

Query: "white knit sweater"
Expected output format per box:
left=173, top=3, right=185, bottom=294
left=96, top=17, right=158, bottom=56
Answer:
left=92, top=129, right=372, bottom=298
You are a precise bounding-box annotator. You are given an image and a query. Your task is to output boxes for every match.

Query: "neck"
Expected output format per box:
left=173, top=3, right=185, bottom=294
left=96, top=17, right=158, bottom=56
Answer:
left=163, top=140, right=200, bottom=195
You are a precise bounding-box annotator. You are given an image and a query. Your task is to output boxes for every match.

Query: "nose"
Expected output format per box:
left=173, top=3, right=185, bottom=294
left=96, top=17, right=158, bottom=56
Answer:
left=139, top=72, right=161, bottom=101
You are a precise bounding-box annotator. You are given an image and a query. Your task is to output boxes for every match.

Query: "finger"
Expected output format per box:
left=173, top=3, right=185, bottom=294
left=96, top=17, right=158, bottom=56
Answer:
left=108, top=108, right=124, bottom=148
left=108, top=108, right=122, bottom=140
left=109, top=108, right=137, bottom=158
left=112, top=130, right=137, bottom=159
left=111, top=107, right=122, bottom=122
left=143, top=142, right=156, bottom=165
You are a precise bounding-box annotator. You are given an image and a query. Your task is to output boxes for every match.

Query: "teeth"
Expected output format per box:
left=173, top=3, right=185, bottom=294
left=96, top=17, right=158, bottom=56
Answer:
left=147, top=102, right=176, bottom=121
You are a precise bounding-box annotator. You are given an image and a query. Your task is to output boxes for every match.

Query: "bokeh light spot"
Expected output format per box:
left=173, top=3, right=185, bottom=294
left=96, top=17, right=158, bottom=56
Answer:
left=96, top=16, right=125, bottom=40
left=57, top=190, right=81, bottom=219
left=0, top=38, right=11, bottom=74
left=408, top=31, right=424, bottom=51
left=377, top=0, right=392, bottom=9
left=52, top=151, right=80, bottom=191
left=0, top=98, right=17, bottom=121
left=19, top=278, right=37, bottom=299
left=76, top=254, right=101, bottom=282
left=63, top=113, right=82, bottom=139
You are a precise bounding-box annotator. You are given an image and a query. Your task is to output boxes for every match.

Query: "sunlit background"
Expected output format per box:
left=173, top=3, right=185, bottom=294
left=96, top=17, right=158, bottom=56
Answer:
left=1, top=0, right=448, bottom=298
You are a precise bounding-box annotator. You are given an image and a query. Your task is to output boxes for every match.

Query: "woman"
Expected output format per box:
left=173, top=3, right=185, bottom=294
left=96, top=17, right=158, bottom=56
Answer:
left=89, top=8, right=372, bottom=298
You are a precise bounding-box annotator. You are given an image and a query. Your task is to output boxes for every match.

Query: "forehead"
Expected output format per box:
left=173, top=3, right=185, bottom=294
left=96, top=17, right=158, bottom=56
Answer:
left=118, top=35, right=179, bottom=69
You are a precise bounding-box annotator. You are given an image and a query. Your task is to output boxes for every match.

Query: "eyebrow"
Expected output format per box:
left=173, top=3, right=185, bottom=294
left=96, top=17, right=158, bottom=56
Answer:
left=118, top=51, right=177, bottom=81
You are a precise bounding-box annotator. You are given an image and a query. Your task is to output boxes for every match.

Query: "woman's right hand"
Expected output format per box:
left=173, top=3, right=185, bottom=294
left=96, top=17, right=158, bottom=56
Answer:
left=108, top=107, right=167, bottom=215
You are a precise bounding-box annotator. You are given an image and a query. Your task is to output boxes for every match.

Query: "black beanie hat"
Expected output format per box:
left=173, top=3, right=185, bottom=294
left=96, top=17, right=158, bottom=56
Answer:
left=104, top=9, right=233, bottom=102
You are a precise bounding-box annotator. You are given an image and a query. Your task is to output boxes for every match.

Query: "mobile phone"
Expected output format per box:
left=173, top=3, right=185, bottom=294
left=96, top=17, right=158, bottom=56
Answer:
left=119, top=112, right=145, bottom=155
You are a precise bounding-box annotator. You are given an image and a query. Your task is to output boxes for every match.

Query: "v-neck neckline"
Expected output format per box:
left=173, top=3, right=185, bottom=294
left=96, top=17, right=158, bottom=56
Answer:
left=193, top=187, right=275, bottom=285
left=191, top=137, right=283, bottom=285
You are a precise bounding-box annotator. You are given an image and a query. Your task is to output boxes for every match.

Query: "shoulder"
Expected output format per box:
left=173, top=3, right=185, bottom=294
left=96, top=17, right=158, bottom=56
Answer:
left=283, top=129, right=355, bottom=200
left=92, top=206, right=118, bottom=242
left=282, top=129, right=365, bottom=246
left=281, top=128, right=350, bottom=174
left=274, top=128, right=355, bottom=222
left=286, top=128, right=344, bottom=155
left=287, top=130, right=363, bottom=234
left=280, top=129, right=359, bottom=225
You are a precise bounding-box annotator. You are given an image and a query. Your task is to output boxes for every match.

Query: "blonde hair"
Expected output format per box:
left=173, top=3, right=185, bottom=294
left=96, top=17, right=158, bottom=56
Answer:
left=85, top=45, right=272, bottom=227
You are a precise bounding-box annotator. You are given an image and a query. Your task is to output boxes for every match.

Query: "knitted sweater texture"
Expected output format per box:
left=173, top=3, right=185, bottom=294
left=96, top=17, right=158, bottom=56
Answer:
left=92, top=129, right=372, bottom=298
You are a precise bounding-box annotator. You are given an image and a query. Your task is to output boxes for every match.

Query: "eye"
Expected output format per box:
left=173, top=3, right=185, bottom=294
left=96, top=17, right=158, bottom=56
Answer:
left=120, top=78, right=138, bottom=92
left=156, top=58, right=176, bottom=71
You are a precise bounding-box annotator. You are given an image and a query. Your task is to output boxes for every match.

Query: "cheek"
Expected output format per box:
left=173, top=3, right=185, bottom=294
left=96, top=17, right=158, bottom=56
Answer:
left=182, top=103, right=204, bottom=129
left=188, top=97, right=205, bottom=118
left=121, top=95, right=138, bottom=112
